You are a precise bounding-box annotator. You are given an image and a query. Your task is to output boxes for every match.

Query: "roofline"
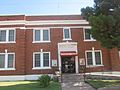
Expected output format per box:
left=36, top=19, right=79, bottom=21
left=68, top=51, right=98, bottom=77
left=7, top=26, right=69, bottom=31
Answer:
left=27, top=14, right=81, bottom=16
left=0, top=14, right=81, bottom=17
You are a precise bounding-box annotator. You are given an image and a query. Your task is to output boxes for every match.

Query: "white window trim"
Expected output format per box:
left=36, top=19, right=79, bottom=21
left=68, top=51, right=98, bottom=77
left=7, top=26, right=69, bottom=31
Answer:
left=0, top=53, right=15, bottom=70
left=0, top=29, right=16, bottom=43
left=83, top=28, right=96, bottom=41
left=63, top=28, right=72, bottom=40
left=118, top=51, right=120, bottom=59
left=32, top=52, right=51, bottom=69
left=85, top=50, right=103, bottom=67
left=32, top=28, right=50, bottom=43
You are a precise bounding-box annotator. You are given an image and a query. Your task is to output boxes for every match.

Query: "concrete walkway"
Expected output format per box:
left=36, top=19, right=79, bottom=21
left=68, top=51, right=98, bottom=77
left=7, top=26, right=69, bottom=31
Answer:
left=61, top=74, right=95, bottom=90
left=98, top=86, right=120, bottom=90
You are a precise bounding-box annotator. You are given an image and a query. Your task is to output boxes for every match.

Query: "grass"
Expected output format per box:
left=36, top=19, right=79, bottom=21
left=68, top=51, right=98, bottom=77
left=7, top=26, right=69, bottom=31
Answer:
left=0, top=81, right=61, bottom=90
left=87, top=79, right=120, bottom=89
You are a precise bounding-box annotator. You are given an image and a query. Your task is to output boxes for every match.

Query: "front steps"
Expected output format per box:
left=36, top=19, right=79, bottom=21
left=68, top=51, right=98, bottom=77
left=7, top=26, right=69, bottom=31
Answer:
left=61, top=74, right=84, bottom=83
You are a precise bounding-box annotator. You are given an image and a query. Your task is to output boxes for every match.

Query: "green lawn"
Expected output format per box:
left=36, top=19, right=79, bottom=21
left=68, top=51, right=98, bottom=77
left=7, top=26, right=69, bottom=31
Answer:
left=0, top=81, right=61, bottom=90
left=87, top=79, right=120, bottom=89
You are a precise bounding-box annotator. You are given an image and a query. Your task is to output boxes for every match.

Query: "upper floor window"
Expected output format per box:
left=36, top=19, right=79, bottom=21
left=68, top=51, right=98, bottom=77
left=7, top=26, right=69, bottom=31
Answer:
left=33, top=52, right=51, bottom=69
left=63, top=28, right=71, bottom=40
left=0, top=53, right=15, bottom=70
left=33, top=29, right=50, bottom=43
left=0, top=30, right=15, bottom=43
left=84, top=29, right=96, bottom=41
left=86, top=50, right=103, bottom=66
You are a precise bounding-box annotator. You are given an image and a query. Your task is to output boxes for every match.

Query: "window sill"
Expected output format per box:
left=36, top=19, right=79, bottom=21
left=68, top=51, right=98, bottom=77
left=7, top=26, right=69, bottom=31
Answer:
left=63, top=38, right=72, bottom=41
left=0, top=41, right=16, bottom=44
left=32, top=67, right=51, bottom=70
left=32, top=41, right=51, bottom=43
left=0, top=68, right=16, bottom=71
left=84, top=39, right=96, bottom=42
left=86, top=65, right=104, bottom=68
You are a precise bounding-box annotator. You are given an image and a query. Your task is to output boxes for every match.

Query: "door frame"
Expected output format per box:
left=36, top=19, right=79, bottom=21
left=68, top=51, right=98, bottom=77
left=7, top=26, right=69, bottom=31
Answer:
left=61, top=56, right=76, bottom=73
left=58, top=42, right=79, bottom=73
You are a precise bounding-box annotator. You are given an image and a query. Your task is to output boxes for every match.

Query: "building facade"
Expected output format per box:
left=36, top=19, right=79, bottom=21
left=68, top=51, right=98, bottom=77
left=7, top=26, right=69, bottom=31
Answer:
left=0, top=15, right=119, bottom=80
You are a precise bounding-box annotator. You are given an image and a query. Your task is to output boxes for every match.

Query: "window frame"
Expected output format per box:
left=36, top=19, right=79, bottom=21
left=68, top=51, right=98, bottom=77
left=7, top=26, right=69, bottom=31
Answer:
left=63, top=28, right=72, bottom=40
left=33, top=52, right=51, bottom=69
left=83, top=28, right=96, bottom=41
left=33, top=28, right=50, bottom=43
left=118, top=51, right=120, bottom=59
left=0, top=29, right=16, bottom=43
left=85, top=50, right=103, bottom=67
left=0, top=53, right=15, bottom=70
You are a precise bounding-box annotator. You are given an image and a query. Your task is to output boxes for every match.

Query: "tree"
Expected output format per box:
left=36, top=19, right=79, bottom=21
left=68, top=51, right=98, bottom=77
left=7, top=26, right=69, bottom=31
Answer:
left=81, top=0, right=120, bottom=49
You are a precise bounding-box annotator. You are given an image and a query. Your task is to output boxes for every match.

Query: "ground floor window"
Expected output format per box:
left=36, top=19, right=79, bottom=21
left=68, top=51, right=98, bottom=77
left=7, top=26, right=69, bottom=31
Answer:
left=118, top=51, right=120, bottom=58
left=0, top=53, right=15, bottom=70
left=85, top=50, right=102, bottom=66
left=33, top=52, right=50, bottom=69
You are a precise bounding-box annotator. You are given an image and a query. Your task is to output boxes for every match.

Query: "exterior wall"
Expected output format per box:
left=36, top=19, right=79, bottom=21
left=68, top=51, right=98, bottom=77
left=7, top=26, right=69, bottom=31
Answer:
left=0, top=15, right=119, bottom=77
left=0, top=28, right=26, bottom=75
left=110, top=48, right=120, bottom=71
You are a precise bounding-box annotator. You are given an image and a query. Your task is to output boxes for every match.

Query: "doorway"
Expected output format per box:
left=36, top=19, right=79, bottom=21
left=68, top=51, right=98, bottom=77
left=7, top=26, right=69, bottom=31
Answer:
left=61, top=56, right=75, bottom=73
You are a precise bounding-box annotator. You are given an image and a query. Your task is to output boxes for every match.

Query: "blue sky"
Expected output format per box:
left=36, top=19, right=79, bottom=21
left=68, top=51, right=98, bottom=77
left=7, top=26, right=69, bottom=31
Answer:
left=0, top=0, right=94, bottom=15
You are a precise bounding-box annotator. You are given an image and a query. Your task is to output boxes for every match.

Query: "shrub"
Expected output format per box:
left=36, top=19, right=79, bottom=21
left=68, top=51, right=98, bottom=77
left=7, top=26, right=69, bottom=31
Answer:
left=52, top=76, right=59, bottom=82
left=38, top=75, right=51, bottom=88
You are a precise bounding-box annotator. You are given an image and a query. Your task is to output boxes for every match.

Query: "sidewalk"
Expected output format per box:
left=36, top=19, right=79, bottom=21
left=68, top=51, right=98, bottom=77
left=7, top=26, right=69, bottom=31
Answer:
left=61, top=74, right=95, bottom=90
left=61, top=81, right=95, bottom=90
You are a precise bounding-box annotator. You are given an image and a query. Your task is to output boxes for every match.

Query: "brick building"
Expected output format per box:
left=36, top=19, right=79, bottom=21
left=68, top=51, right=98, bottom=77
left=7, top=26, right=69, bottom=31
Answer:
left=0, top=15, right=119, bottom=80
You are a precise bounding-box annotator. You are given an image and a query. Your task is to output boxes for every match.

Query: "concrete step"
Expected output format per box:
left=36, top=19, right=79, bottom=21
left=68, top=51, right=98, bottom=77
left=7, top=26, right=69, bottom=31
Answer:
left=62, top=74, right=84, bottom=83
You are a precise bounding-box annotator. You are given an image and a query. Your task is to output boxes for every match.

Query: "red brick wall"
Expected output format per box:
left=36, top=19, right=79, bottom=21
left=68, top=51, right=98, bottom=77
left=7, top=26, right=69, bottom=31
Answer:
left=0, top=28, right=26, bottom=75
left=0, top=15, right=119, bottom=76
left=110, top=48, right=120, bottom=71
left=0, top=27, right=113, bottom=75
left=24, top=28, right=112, bottom=74
left=70, top=28, right=111, bottom=72
left=0, top=15, right=25, bottom=21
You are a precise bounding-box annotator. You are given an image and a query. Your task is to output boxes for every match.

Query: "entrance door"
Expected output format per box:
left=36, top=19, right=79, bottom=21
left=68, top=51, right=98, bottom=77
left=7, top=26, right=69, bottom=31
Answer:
left=61, top=56, right=75, bottom=73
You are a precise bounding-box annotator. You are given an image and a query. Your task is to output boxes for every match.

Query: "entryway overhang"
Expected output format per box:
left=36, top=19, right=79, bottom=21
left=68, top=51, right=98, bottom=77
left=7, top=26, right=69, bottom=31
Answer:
left=60, top=51, right=78, bottom=56
left=58, top=42, right=79, bottom=73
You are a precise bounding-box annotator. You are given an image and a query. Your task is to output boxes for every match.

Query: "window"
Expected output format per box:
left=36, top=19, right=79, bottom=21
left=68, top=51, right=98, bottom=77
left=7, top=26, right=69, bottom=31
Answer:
left=33, top=29, right=50, bottom=42
left=0, top=31, right=6, bottom=41
left=35, top=54, right=41, bottom=67
left=86, top=50, right=102, bottom=66
left=0, top=54, right=5, bottom=68
left=43, top=30, right=49, bottom=41
left=0, top=30, right=15, bottom=43
left=0, top=53, right=15, bottom=70
left=118, top=51, right=120, bottom=58
left=35, top=30, right=41, bottom=41
left=33, top=52, right=50, bottom=69
left=9, top=30, right=15, bottom=41
left=86, top=52, right=93, bottom=65
left=95, top=52, right=102, bottom=65
left=63, top=28, right=71, bottom=40
left=84, top=29, right=95, bottom=41
left=43, top=53, right=49, bottom=67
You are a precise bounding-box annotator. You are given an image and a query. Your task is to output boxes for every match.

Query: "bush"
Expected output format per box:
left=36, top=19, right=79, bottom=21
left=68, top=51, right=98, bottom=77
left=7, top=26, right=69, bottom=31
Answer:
left=38, top=75, right=51, bottom=88
left=52, top=76, right=59, bottom=82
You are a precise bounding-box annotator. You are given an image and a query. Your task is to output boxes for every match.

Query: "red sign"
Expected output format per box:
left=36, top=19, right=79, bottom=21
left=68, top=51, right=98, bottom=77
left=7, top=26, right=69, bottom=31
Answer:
left=60, top=51, right=77, bottom=56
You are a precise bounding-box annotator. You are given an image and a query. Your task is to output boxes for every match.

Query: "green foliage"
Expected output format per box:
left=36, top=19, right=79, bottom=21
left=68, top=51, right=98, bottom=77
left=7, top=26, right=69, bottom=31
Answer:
left=81, top=7, right=94, bottom=20
left=81, top=0, right=120, bottom=49
left=87, top=79, right=120, bottom=89
left=38, top=75, right=51, bottom=88
left=51, top=76, right=59, bottom=82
